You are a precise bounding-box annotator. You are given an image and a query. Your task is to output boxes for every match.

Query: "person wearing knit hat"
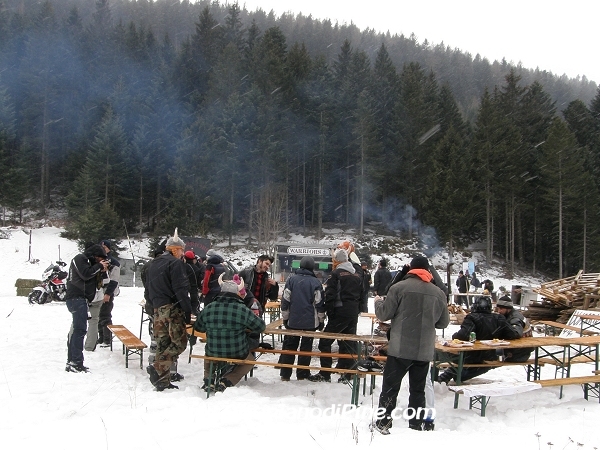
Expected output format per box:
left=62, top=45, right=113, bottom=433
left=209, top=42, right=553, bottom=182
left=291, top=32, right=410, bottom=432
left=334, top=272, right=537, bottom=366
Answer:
left=496, top=295, right=533, bottom=362
left=308, top=247, right=362, bottom=383
left=145, top=228, right=192, bottom=391
left=278, top=255, right=325, bottom=381
left=336, top=242, right=367, bottom=312
left=194, top=273, right=265, bottom=392
left=372, top=254, right=449, bottom=433
left=410, top=256, right=429, bottom=270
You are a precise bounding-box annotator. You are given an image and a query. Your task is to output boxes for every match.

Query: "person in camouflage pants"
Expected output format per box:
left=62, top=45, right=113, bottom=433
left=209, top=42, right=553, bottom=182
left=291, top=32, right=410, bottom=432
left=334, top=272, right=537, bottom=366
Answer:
left=153, top=304, right=189, bottom=383
left=145, top=229, right=192, bottom=391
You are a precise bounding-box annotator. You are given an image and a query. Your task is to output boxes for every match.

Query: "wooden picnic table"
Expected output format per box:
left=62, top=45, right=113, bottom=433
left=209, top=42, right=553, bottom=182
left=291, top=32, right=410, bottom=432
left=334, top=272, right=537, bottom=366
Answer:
left=264, top=318, right=387, bottom=344
left=435, top=335, right=600, bottom=409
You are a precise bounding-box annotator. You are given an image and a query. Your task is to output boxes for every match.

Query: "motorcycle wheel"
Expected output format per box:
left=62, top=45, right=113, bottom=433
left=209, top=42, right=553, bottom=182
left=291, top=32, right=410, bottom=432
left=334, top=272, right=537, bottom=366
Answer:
left=39, top=292, right=50, bottom=304
left=28, top=290, right=42, bottom=304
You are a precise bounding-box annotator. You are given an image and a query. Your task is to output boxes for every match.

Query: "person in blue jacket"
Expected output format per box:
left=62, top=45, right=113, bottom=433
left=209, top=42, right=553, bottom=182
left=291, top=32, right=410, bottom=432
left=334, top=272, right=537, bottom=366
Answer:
left=278, top=256, right=325, bottom=381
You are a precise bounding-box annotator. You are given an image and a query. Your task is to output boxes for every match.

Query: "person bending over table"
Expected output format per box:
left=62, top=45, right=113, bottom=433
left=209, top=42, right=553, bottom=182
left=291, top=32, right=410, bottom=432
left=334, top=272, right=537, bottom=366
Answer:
left=437, top=296, right=519, bottom=384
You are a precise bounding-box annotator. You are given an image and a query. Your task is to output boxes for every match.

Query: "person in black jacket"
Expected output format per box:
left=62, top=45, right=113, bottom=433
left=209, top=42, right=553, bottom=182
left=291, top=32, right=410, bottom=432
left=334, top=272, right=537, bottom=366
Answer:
left=238, top=255, right=279, bottom=312
left=184, top=251, right=201, bottom=314
left=97, top=240, right=121, bottom=347
left=201, top=249, right=225, bottom=306
left=145, top=229, right=192, bottom=391
left=455, top=271, right=470, bottom=307
left=65, top=244, right=109, bottom=373
left=308, top=248, right=362, bottom=383
left=373, top=259, right=392, bottom=296
left=278, top=256, right=325, bottom=381
left=437, top=296, right=519, bottom=383
left=360, top=261, right=371, bottom=313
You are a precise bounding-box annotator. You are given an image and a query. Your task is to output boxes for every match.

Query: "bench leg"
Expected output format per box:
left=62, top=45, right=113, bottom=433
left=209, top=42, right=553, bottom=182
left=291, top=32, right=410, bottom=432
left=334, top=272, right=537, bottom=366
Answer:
left=469, top=395, right=490, bottom=417
left=351, top=374, right=360, bottom=406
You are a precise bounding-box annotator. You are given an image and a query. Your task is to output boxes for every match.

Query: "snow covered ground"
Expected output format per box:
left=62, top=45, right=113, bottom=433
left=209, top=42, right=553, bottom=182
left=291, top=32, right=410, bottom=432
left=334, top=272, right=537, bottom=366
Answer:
left=1, top=226, right=599, bottom=449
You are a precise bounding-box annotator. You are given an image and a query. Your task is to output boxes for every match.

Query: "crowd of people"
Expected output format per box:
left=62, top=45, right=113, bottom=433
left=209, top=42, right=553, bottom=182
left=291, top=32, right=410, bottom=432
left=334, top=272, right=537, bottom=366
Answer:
left=62, top=231, right=533, bottom=434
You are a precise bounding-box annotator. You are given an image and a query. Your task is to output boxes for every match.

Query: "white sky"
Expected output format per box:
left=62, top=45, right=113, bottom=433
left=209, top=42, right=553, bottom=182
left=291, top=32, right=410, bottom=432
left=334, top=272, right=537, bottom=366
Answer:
left=240, top=0, right=600, bottom=84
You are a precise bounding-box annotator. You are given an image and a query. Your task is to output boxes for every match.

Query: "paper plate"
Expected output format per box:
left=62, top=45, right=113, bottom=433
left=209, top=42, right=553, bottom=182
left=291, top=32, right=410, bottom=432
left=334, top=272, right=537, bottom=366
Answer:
left=480, top=340, right=510, bottom=346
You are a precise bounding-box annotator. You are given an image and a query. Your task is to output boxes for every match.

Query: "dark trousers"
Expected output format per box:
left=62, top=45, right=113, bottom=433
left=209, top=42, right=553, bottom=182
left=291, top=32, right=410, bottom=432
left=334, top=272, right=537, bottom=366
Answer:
left=377, top=357, right=429, bottom=430
left=66, top=297, right=88, bottom=365
left=504, top=348, right=533, bottom=363
left=456, top=294, right=468, bottom=307
left=279, top=334, right=314, bottom=379
left=318, top=314, right=358, bottom=378
left=441, top=350, right=496, bottom=382
left=98, top=299, right=114, bottom=344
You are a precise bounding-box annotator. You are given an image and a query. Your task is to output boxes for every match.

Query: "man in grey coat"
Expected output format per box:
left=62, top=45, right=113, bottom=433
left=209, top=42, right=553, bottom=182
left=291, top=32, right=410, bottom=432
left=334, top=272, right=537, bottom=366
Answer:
left=372, top=256, right=449, bottom=434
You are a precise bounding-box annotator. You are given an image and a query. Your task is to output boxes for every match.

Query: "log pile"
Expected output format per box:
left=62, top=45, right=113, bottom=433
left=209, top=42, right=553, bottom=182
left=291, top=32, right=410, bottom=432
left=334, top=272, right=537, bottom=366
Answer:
left=525, top=271, right=600, bottom=323
left=448, top=304, right=467, bottom=324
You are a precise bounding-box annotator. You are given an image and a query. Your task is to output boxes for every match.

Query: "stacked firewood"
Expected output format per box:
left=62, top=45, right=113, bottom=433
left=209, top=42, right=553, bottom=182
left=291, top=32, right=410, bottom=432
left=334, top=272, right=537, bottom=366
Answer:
left=448, top=304, right=467, bottom=324
left=525, top=271, right=600, bottom=323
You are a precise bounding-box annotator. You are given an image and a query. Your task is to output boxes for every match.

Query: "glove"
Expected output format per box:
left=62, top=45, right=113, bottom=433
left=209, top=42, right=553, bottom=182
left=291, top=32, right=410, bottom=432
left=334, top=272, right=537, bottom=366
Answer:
left=258, top=342, right=274, bottom=350
left=184, top=311, right=192, bottom=325
left=317, top=322, right=325, bottom=331
left=283, top=320, right=288, bottom=329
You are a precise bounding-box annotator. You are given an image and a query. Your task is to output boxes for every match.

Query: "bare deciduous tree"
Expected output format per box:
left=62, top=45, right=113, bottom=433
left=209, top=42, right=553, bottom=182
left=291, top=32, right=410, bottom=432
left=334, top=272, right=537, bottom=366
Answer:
left=252, top=183, right=288, bottom=254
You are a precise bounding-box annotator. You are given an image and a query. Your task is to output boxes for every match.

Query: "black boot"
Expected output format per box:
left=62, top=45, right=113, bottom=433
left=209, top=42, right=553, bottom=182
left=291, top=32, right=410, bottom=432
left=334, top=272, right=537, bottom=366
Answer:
left=146, top=365, right=159, bottom=386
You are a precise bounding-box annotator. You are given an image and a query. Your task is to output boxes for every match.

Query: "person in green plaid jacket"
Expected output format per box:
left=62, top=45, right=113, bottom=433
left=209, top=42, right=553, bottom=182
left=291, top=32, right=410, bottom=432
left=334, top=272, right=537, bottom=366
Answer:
left=195, top=274, right=265, bottom=391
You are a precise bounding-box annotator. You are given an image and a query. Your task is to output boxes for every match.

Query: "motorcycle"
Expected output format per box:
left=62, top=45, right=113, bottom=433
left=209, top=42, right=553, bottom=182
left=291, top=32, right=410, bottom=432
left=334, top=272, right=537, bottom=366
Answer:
left=28, top=261, right=68, bottom=304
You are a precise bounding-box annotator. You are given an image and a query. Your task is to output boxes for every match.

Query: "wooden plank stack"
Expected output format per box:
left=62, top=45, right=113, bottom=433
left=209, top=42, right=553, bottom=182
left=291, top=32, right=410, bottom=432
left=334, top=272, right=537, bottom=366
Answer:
left=526, top=271, right=600, bottom=323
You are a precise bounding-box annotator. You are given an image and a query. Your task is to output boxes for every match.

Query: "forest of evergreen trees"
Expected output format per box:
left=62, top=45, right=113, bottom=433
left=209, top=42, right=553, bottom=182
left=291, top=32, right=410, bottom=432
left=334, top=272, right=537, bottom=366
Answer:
left=0, top=0, right=599, bottom=277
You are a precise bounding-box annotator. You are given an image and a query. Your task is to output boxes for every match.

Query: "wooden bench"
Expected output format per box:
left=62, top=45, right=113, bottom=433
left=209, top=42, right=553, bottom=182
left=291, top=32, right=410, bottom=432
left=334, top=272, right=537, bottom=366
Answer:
left=107, top=325, right=147, bottom=369
left=191, top=352, right=384, bottom=404
left=185, top=325, right=206, bottom=363
left=449, top=374, right=600, bottom=416
left=534, top=375, right=600, bottom=402
left=448, top=380, right=542, bottom=416
left=435, top=359, right=543, bottom=381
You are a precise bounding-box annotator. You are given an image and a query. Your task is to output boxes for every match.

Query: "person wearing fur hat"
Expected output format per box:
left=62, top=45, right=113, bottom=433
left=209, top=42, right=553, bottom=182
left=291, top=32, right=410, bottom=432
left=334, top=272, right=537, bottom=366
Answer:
left=308, top=248, right=363, bottom=383
left=372, top=256, right=449, bottom=433
left=145, top=229, right=192, bottom=391
left=64, top=244, right=109, bottom=373
left=194, top=274, right=266, bottom=392
left=496, top=295, right=533, bottom=362
left=278, top=256, right=326, bottom=381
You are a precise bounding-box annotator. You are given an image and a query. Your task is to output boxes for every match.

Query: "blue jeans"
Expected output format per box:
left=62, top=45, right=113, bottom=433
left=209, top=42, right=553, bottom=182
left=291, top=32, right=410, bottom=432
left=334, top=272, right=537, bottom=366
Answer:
left=66, top=297, right=88, bottom=365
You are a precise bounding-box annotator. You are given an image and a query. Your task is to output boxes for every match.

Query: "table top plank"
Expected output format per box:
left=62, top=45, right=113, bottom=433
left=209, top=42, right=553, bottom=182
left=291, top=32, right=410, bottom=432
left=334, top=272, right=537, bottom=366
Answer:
left=263, top=318, right=387, bottom=344
left=436, top=335, right=600, bottom=353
